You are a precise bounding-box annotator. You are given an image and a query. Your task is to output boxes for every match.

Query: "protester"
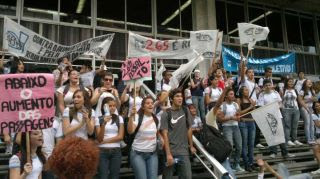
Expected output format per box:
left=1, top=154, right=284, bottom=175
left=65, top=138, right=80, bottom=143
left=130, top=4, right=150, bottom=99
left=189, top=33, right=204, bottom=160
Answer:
left=9, top=131, right=46, bottom=179
left=295, top=71, right=306, bottom=92
left=205, top=75, right=223, bottom=111
left=188, top=104, right=203, bottom=133
left=281, top=78, right=307, bottom=146
left=154, top=90, right=170, bottom=120
left=62, top=89, right=95, bottom=139
left=79, top=59, right=106, bottom=88
left=47, top=137, right=99, bottom=179
left=156, top=70, right=172, bottom=92
left=190, top=69, right=206, bottom=121
left=237, top=86, right=256, bottom=172
left=184, top=83, right=193, bottom=105
left=257, top=79, right=294, bottom=159
left=217, top=88, right=244, bottom=172
left=300, top=79, right=317, bottom=144
left=53, top=57, right=72, bottom=87
left=161, top=88, right=196, bottom=179
left=121, top=85, right=144, bottom=117
left=127, top=96, right=160, bottom=179
left=95, top=97, right=124, bottom=179
left=258, top=67, right=273, bottom=88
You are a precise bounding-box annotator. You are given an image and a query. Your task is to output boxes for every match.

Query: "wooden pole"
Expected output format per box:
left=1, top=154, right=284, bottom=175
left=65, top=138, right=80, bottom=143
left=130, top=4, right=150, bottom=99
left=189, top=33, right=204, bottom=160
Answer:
left=133, top=80, right=136, bottom=108
left=26, top=132, right=31, bottom=163
left=239, top=102, right=278, bottom=118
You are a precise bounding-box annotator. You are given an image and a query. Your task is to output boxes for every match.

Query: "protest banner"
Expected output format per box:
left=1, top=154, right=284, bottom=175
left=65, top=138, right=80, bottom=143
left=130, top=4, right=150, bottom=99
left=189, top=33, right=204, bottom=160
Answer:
left=238, top=23, right=269, bottom=50
left=128, top=32, right=196, bottom=59
left=121, top=56, right=152, bottom=82
left=190, top=30, right=218, bottom=58
left=250, top=102, right=285, bottom=146
left=3, top=16, right=114, bottom=64
left=222, top=47, right=295, bottom=74
left=0, top=73, right=55, bottom=134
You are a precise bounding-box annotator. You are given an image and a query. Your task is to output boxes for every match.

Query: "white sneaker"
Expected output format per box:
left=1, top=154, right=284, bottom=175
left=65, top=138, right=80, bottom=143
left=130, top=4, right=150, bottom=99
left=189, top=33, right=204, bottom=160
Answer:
left=311, top=168, right=320, bottom=175
left=269, top=154, right=276, bottom=158
left=256, top=143, right=265, bottom=148
left=294, top=140, right=303, bottom=146
left=287, top=141, right=296, bottom=146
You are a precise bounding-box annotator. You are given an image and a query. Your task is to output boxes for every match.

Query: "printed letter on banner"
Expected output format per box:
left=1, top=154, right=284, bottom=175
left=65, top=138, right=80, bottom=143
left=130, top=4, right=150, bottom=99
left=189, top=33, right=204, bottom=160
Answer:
left=0, top=74, right=55, bottom=134
left=121, top=56, right=152, bottom=81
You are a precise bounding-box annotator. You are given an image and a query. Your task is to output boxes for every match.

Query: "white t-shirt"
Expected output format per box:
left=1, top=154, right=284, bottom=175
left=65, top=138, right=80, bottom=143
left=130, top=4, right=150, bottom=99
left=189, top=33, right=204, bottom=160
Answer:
left=204, top=87, right=222, bottom=102
left=184, top=89, right=193, bottom=105
left=132, top=114, right=158, bottom=152
left=257, top=91, right=282, bottom=118
left=80, top=71, right=96, bottom=87
left=241, top=78, right=258, bottom=102
left=9, top=155, right=43, bottom=179
left=42, top=128, right=55, bottom=159
left=56, top=85, right=74, bottom=108
left=95, top=116, right=124, bottom=148
left=258, top=77, right=273, bottom=87
left=282, top=89, right=299, bottom=109
left=299, top=90, right=314, bottom=108
left=220, top=102, right=239, bottom=126
left=312, top=114, right=320, bottom=134
left=191, top=116, right=202, bottom=128
left=63, top=107, right=96, bottom=140
left=295, top=79, right=306, bottom=92
left=128, top=94, right=143, bottom=117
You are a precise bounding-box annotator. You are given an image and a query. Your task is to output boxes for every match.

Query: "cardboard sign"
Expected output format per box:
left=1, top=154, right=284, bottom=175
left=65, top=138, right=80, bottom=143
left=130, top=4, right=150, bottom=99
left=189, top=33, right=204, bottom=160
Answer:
left=0, top=73, right=55, bottom=134
left=3, top=16, right=114, bottom=63
left=121, top=56, right=152, bottom=81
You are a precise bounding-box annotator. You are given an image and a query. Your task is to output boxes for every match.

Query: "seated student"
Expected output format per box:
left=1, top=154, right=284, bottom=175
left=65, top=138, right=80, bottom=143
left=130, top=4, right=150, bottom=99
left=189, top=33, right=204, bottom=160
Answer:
left=47, top=137, right=100, bottom=179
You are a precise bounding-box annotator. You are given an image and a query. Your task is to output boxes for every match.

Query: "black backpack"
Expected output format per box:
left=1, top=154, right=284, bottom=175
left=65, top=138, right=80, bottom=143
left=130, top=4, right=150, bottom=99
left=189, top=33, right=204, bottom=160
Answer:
left=198, top=123, right=232, bottom=163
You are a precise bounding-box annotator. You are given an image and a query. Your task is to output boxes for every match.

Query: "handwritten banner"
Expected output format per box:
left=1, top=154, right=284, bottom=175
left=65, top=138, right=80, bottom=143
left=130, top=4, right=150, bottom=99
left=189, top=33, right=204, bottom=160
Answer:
left=0, top=73, right=55, bottom=134
left=128, top=32, right=197, bottom=59
left=222, top=47, right=295, bottom=74
left=3, top=16, right=114, bottom=64
left=121, top=56, right=152, bottom=81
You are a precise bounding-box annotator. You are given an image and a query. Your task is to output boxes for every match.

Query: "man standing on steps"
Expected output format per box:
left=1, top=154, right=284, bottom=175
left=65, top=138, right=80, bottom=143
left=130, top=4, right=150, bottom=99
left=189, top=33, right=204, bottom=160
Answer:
left=161, top=88, right=196, bottom=179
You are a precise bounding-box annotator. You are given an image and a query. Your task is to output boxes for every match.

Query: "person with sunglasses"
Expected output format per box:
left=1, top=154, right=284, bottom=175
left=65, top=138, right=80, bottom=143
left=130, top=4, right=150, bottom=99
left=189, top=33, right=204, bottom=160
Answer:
left=91, top=72, right=121, bottom=117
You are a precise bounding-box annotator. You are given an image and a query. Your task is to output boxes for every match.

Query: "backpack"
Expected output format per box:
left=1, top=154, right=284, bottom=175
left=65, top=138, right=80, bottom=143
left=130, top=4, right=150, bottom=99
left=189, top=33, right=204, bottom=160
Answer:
left=198, top=123, right=232, bottom=163
left=166, top=106, right=190, bottom=129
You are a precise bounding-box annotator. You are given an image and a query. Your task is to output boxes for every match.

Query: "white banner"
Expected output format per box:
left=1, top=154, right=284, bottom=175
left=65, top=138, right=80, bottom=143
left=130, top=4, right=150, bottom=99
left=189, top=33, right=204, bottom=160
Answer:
left=156, top=61, right=166, bottom=82
left=251, top=102, right=285, bottom=146
left=3, top=16, right=114, bottom=64
left=215, top=31, right=223, bottom=58
left=169, top=53, right=204, bottom=89
left=190, top=30, right=218, bottom=59
left=128, top=32, right=196, bottom=59
left=238, top=23, right=269, bottom=50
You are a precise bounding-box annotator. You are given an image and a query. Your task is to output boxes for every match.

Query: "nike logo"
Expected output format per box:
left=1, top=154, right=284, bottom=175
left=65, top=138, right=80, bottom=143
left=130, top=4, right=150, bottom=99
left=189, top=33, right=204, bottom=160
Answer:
left=170, top=115, right=185, bottom=124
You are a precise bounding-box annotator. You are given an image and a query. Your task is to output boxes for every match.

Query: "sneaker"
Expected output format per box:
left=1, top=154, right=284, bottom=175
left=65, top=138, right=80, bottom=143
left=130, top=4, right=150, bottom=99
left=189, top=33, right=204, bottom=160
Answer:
left=256, top=143, right=265, bottom=149
left=308, top=141, right=316, bottom=145
left=287, top=141, right=296, bottom=146
left=311, top=168, right=320, bottom=175
left=294, top=140, right=303, bottom=146
left=269, top=154, right=276, bottom=158
left=234, top=165, right=245, bottom=172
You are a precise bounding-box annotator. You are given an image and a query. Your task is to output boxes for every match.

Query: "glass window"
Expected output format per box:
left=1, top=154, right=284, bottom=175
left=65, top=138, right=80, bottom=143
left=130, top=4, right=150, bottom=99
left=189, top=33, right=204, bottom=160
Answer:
left=59, top=26, right=92, bottom=46
left=21, top=21, right=40, bottom=33
left=266, top=12, right=283, bottom=48
left=127, top=0, right=152, bottom=32
left=0, top=18, right=3, bottom=49
left=0, top=0, right=17, bottom=16
left=23, top=0, right=58, bottom=21
left=226, top=3, right=245, bottom=43
left=96, top=0, right=125, bottom=29
left=300, top=17, right=315, bottom=53
left=96, top=30, right=126, bottom=61
left=60, top=0, right=91, bottom=25
left=248, top=7, right=267, bottom=47
left=157, top=0, right=180, bottom=36
left=285, top=13, right=302, bottom=51
left=43, top=24, right=59, bottom=42
left=181, top=0, right=192, bottom=37
left=216, top=1, right=227, bottom=34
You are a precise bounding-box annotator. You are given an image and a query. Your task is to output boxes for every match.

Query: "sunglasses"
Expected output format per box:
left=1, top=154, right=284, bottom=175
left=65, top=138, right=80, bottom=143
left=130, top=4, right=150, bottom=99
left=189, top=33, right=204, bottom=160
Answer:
left=104, top=78, right=113, bottom=82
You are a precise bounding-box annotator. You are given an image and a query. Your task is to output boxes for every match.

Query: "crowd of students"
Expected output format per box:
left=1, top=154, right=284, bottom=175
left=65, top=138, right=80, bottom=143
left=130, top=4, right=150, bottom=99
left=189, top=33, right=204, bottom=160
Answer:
left=1, top=49, right=320, bottom=179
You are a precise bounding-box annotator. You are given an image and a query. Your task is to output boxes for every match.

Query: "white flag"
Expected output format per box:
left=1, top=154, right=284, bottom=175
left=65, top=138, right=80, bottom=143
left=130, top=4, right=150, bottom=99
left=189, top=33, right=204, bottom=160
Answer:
left=3, top=16, right=114, bottom=64
left=251, top=102, right=285, bottom=146
left=156, top=62, right=166, bottom=82
left=215, top=31, right=223, bottom=59
left=190, top=30, right=218, bottom=59
left=169, top=53, right=204, bottom=89
left=238, top=23, right=269, bottom=50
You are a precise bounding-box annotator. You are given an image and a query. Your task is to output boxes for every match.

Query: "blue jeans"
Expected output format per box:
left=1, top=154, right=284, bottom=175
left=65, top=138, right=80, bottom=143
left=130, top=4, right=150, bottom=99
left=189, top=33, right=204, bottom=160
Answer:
left=282, top=108, right=300, bottom=142
left=222, top=126, right=242, bottom=167
left=301, top=107, right=315, bottom=143
left=239, top=121, right=256, bottom=167
left=221, top=158, right=236, bottom=179
left=269, top=143, right=288, bottom=156
left=163, top=155, right=192, bottom=179
left=192, top=96, right=205, bottom=120
left=277, top=163, right=312, bottom=179
left=97, top=148, right=122, bottom=179
left=130, top=149, right=158, bottom=179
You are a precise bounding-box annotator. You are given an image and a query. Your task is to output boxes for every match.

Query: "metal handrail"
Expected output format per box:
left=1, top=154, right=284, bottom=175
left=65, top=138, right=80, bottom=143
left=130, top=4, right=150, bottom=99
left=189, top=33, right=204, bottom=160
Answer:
left=140, top=84, right=232, bottom=179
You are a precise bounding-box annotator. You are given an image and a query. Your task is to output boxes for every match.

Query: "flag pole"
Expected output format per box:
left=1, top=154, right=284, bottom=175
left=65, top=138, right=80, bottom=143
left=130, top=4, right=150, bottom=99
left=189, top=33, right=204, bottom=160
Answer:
left=26, top=131, right=31, bottom=163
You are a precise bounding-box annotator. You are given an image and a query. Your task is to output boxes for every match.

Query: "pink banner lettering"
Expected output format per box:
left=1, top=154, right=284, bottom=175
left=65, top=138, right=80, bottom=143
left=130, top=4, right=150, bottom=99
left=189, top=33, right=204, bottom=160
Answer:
left=121, top=56, right=151, bottom=81
left=0, top=73, right=55, bottom=134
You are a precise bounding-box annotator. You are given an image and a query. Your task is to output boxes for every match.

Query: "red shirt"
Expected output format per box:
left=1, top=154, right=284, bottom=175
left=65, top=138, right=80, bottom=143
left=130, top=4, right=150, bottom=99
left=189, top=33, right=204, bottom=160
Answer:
left=218, top=80, right=225, bottom=89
